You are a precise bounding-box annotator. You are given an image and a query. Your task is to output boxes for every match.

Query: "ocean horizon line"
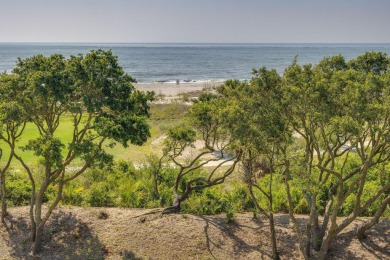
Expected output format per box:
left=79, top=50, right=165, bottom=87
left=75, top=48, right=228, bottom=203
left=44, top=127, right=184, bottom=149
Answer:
left=1, top=43, right=389, bottom=83
left=0, top=42, right=389, bottom=45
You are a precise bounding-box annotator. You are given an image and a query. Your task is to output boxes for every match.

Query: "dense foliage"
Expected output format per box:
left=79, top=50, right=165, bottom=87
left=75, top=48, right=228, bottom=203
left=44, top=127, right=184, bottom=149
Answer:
left=0, top=51, right=389, bottom=259
left=0, top=50, right=154, bottom=254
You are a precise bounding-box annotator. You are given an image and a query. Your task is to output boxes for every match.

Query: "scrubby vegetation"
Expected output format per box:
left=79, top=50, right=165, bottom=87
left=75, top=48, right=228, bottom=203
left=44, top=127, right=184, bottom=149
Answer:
left=5, top=160, right=388, bottom=218
left=0, top=51, right=390, bottom=259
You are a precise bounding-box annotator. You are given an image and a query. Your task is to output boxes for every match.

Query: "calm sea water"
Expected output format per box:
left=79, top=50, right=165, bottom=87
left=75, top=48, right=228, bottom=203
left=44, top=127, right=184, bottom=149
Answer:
left=0, top=43, right=389, bottom=83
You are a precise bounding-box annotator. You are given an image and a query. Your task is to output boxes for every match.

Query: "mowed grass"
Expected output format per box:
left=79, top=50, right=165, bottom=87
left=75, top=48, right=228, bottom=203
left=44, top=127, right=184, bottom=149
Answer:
left=0, top=103, right=188, bottom=169
left=103, top=102, right=189, bottom=162
left=0, top=115, right=80, bottom=168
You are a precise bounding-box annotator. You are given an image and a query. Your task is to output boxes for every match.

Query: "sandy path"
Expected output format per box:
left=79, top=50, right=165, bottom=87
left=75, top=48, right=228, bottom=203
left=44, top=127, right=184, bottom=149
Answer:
left=150, top=135, right=234, bottom=167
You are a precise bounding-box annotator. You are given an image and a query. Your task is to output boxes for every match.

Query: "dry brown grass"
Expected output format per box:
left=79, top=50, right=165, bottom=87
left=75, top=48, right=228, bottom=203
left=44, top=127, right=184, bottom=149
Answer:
left=0, top=207, right=389, bottom=259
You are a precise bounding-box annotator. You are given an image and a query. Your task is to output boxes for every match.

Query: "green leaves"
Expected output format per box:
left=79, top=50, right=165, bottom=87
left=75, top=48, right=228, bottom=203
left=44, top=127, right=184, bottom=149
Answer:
left=5, top=49, right=153, bottom=187
left=164, top=124, right=196, bottom=156
left=11, top=49, right=153, bottom=148
left=220, top=67, right=289, bottom=153
left=69, top=49, right=138, bottom=113
left=167, top=125, right=196, bottom=144
left=0, top=101, right=26, bottom=127
left=23, top=135, right=65, bottom=169
left=349, top=51, right=389, bottom=75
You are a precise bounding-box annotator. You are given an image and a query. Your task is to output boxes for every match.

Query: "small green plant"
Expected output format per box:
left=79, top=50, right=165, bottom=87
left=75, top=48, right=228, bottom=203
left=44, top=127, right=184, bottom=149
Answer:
left=179, top=93, right=190, bottom=102
left=226, top=210, right=236, bottom=224
left=252, top=209, right=258, bottom=219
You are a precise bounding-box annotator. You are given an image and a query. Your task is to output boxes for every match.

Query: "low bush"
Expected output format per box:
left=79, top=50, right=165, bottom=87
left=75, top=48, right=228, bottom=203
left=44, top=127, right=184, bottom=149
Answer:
left=3, top=158, right=389, bottom=220
left=87, top=183, right=114, bottom=207
left=6, top=176, right=32, bottom=206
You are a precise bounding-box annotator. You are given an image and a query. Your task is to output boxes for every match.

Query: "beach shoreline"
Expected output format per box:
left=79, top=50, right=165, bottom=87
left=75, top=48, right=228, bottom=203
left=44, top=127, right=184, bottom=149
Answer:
left=134, top=82, right=222, bottom=96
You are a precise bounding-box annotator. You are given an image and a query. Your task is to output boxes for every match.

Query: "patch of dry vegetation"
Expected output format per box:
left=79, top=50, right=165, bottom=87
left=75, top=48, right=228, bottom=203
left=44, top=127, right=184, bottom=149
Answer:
left=0, top=207, right=388, bottom=259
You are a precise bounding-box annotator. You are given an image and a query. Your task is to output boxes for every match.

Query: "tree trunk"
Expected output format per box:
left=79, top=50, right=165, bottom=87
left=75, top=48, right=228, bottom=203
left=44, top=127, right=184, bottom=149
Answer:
left=304, top=192, right=322, bottom=252
left=0, top=172, right=7, bottom=224
left=153, top=171, right=162, bottom=207
left=317, top=234, right=335, bottom=260
left=162, top=194, right=182, bottom=214
left=30, top=196, right=36, bottom=242
left=312, top=215, right=321, bottom=251
left=317, top=244, right=330, bottom=260
left=268, top=171, right=279, bottom=260
left=309, top=197, right=321, bottom=252
left=32, top=223, right=44, bottom=255
left=154, top=159, right=162, bottom=202
left=305, top=221, right=312, bottom=258
left=154, top=173, right=159, bottom=198
left=31, top=192, right=44, bottom=254
left=30, top=219, right=36, bottom=242
left=284, top=166, right=310, bottom=260
left=357, top=195, right=390, bottom=240
left=269, top=213, right=280, bottom=260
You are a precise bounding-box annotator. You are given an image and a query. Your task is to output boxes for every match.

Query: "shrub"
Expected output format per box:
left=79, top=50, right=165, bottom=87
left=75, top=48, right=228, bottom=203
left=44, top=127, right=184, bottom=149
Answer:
left=87, top=183, right=114, bottom=207
left=226, top=210, right=236, bottom=223
left=181, top=184, right=254, bottom=215
left=62, top=185, right=84, bottom=206
left=6, top=177, right=32, bottom=206
left=341, top=180, right=386, bottom=216
left=294, top=198, right=309, bottom=214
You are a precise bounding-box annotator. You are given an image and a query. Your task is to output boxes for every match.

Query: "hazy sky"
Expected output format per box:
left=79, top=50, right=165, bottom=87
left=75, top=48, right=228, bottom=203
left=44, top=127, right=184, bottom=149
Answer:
left=0, top=0, right=389, bottom=43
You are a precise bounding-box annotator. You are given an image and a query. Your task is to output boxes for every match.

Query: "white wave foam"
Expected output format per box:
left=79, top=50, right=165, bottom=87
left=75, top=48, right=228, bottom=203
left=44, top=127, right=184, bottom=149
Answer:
left=150, top=79, right=227, bottom=84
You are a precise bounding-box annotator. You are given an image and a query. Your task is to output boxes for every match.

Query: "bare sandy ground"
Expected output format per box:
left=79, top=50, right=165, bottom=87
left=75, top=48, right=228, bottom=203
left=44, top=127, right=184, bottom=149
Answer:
left=134, top=82, right=221, bottom=97
left=0, top=207, right=389, bottom=259
left=150, top=135, right=234, bottom=167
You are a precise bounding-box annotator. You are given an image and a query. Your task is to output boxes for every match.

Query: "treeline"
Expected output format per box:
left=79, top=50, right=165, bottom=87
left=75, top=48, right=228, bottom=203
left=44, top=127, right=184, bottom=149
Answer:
left=0, top=50, right=389, bottom=259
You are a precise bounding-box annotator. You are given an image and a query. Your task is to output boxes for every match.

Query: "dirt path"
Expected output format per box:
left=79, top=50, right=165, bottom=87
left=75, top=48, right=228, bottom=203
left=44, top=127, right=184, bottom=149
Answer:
left=150, top=135, right=234, bottom=167
left=0, top=207, right=389, bottom=259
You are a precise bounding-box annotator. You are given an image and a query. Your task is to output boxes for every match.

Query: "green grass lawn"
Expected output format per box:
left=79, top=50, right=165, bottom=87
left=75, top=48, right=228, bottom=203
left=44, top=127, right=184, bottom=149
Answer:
left=0, top=103, right=187, bottom=169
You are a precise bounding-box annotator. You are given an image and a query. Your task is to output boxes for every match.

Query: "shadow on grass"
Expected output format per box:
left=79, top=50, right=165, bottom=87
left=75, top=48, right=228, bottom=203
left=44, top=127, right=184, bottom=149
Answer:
left=3, top=210, right=138, bottom=259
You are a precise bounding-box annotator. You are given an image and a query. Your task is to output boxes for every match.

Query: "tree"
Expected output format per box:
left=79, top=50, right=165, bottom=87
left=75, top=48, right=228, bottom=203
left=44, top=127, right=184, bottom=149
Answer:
left=162, top=93, right=241, bottom=214
left=144, top=153, right=165, bottom=205
left=10, top=50, right=153, bottom=254
left=281, top=52, right=390, bottom=259
left=0, top=73, right=28, bottom=224
left=352, top=52, right=390, bottom=240
left=219, top=72, right=289, bottom=260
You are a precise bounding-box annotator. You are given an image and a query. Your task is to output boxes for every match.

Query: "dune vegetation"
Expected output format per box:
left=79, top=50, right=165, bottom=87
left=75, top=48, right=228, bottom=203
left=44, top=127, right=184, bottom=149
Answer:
left=0, top=50, right=389, bottom=259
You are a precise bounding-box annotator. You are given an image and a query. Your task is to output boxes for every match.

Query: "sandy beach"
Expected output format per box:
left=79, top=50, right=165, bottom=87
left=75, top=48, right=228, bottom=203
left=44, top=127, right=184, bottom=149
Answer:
left=134, top=82, right=222, bottom=96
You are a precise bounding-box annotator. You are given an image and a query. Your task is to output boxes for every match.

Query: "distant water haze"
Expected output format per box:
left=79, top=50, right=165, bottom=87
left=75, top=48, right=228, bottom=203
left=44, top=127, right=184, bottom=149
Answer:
left=1, top=43, right=389, bottom=83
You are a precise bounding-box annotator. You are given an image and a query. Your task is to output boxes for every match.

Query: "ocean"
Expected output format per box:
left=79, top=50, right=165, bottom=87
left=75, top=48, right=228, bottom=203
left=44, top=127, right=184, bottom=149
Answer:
left=0, top=43, right=389, bottom=83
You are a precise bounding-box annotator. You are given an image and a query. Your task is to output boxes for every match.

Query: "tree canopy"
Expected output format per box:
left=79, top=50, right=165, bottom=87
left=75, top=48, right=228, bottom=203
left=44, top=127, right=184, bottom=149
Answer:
left=0, top=50, right=389, bottom=259
left=1, top=49, right=154, bottom=254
